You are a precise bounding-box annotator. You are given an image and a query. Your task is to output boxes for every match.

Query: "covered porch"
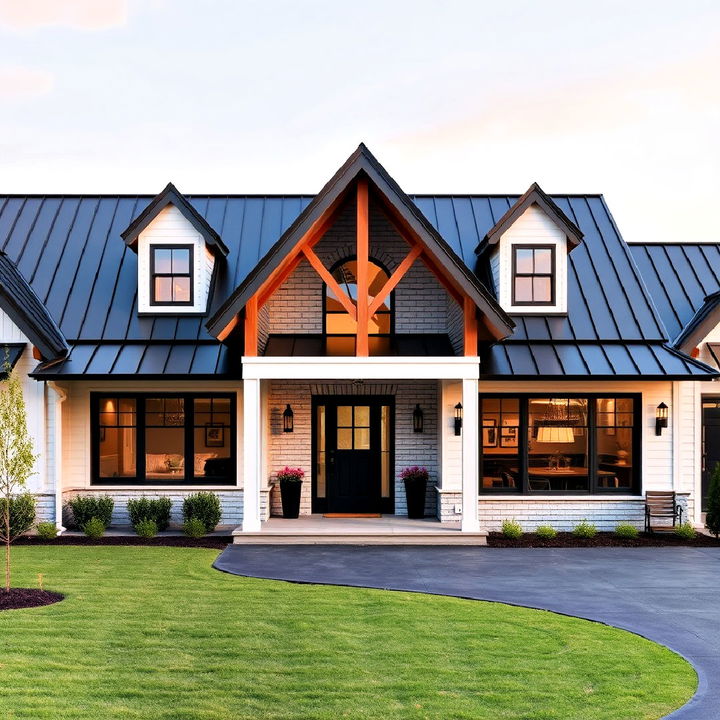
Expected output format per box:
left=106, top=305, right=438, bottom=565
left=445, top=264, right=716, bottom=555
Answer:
left=239, top=356, right=483, bottom=536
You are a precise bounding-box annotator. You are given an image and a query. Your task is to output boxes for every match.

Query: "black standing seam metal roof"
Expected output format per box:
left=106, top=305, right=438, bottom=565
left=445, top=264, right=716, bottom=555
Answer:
left=0, top=250, right=67, bottom=361
left=0, top=174, right=711, bottom=378
left=630, top=243, right=720, bottom=345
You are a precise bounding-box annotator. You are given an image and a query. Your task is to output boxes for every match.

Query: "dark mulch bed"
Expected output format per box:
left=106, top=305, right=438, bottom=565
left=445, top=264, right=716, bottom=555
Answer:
left=16, top=535, right=233, bottom=549
left=0, top=588, right=64, bottom=611
left=488, top=531, right=720, bottom=548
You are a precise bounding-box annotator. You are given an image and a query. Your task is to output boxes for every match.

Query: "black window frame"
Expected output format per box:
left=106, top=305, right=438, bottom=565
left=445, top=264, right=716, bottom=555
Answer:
left=479, top=393, right=641, bottom=495
left=322, top=256, right=395, bottom=351
left=149, top=244, right=195, bottom=307
left=511, top=244, right=556, bottom=307
left=91, top=392, right=236, bottom=486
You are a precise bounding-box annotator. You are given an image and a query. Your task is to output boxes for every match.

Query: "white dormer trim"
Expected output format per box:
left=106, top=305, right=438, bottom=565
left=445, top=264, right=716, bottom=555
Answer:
left=137, top=205, right=214, bottom=315
left=493, top=205, right=568, bottom=315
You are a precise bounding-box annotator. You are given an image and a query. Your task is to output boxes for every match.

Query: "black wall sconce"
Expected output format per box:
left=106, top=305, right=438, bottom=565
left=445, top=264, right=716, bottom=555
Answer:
left=283, top=404, right=294, bottom=433
left=655, top=402, right=668, bottom=436
left=454, top=402, right=463, bottom=436
left=413, top=404, right=424, bottom=433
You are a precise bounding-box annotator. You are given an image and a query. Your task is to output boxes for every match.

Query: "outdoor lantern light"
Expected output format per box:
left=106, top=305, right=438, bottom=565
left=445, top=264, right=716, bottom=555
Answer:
left=655, top=402, right=668, bottom=436
left=454, top=402, right=463, bottom=436
left=283, top=404, right=294, bottom=433
left=413, top=404, right=424, bottom=433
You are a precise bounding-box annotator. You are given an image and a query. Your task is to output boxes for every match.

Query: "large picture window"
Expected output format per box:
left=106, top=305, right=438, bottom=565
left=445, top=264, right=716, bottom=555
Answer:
left=93, top=393, right=235, bottom=485
left=480, top=395, right=639, bottom=494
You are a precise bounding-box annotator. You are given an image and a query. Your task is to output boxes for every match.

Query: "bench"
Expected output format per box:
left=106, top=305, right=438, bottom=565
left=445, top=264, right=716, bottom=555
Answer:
left=644, top=491, right=683, bottom=533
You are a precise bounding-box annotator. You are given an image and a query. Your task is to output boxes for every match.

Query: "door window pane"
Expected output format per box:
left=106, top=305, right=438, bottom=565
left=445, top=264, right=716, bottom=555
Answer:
left=354, top=427, right=370, bottom=449
left=337, top=406, right=352, bottom=426
left=381, top=405, right=390, bottom=497
left=316, top=406, right=326, bottom=498
left=354, top=406, right=370, bottom=427
left=337, top=428, right=353, bottom=449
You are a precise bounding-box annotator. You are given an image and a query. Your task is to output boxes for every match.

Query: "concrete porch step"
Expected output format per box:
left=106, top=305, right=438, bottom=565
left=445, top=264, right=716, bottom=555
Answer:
left=232, top=531, right=488, bottom=545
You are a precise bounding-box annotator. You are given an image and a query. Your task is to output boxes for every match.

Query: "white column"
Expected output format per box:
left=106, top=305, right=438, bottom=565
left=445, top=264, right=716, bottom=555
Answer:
left=461, top=377, right=480, bottom=532
left=242, top=377, right=262, bottom=532
left=47, top=382, right=67, bottom=532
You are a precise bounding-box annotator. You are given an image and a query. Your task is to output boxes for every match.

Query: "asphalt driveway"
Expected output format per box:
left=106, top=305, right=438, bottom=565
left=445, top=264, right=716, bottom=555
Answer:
left=215, top=545, right=720, bottom=719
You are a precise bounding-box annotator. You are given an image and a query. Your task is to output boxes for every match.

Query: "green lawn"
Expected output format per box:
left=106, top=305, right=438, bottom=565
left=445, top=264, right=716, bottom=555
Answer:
left=0, top=547, right=695, bottom=720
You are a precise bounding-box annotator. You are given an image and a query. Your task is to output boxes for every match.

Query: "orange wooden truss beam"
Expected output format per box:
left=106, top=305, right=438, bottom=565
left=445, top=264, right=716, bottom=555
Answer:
left=368, top=244, right=422, bottom=317
left=301, top=246, right=357, bottom=320
left=356, top=180, right=370, bottom=357
left=463, top=294, right=478, bottom=356
left=244, top=296, right=258, bottom=356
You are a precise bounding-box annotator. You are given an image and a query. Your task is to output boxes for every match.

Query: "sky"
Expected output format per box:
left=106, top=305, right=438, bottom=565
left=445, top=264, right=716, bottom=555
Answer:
left=0, top=0, right=718, bottom=244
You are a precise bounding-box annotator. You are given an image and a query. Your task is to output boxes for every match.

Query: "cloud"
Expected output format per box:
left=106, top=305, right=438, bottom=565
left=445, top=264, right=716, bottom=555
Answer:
left=0, top=65, right=53, bottom=99
left=0, top=0, right=128, bottom=31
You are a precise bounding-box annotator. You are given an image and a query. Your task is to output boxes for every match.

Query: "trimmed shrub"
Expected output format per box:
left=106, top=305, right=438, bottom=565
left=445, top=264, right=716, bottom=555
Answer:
left=127, top=497, right=172, bottom=532
left=84, top=517, right=105, bottom=539
left=183, top=517, right=206, bottom=539
left=0, top=494, right=36, bottom=538
left=705, top=462, right=720, bottom=538
left=182, top=492, right=221, bottom=532
left=36, top=521, right=58, bottom=540
left=572, top=520, right=597, bottom=539
left=134, top=519, right=158, bottom=539
left=501, top=519, right=523, bottom=539
left=615, top=523, right=639, bottom=539
left=67, top=495, right=113, bottom=530
left=535, top=525, right=557, bottom=539
left=674, top=522, right=696, bottom=541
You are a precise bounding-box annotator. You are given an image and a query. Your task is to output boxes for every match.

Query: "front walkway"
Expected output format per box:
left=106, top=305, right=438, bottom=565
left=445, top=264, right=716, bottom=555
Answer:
left=214, top=545, right=720, bottom=719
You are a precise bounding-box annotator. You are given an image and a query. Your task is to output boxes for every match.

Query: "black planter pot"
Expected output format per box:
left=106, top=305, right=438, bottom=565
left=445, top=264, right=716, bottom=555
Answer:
left=280, top=479, right=303, bottom=519
left=404, top=477, right=427, bottom=519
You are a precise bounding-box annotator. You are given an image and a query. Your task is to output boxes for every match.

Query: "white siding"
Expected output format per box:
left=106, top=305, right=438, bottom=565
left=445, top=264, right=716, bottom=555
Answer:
left=137, top=204, right=214, bottom=314
left=0, top=310, right=51, bottom=505
left=59, top=379, right=243, bottom=491
left=496, top=205, right=568, bottom=314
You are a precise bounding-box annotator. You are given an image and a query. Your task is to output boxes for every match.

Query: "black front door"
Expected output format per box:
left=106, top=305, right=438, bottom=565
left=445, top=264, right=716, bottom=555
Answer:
left=703, top=401, right=720, bottom=511
left=312, top=396, right=394, bottom=514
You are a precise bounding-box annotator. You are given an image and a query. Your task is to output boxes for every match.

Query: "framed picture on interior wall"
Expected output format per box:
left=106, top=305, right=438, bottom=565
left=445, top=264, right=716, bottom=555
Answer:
left=482, top=418, right=497, bottom=448
left=500, top=426, right=518, bottom=448
left=205, top=424, right=224, bottom=447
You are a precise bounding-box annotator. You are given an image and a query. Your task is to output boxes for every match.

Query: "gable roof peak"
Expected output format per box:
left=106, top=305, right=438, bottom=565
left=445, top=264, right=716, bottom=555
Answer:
left=120, top=181, right=229, bottom=257
left=477, top=181, right=584, bottom=254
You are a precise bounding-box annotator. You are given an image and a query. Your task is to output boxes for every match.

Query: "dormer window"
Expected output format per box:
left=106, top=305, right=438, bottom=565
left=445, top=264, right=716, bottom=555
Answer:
left=150, top=245, right=193, bottom=306
left=512, top=245, right=555, bottom=306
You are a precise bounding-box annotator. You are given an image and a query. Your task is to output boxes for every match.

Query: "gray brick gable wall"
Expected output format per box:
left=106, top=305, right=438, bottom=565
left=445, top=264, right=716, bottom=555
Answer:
left=265, top=196, right=461, bottom=342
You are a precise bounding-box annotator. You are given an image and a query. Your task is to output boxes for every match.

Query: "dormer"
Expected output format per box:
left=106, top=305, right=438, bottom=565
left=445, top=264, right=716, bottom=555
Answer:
left=480, top=183, right=583, bottom=315
left=121, top=183, right=228, bottom=315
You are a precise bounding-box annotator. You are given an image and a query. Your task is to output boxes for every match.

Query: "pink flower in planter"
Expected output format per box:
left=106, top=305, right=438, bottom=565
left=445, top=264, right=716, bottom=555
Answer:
left=277, top=466, right=305, bottom=482
left=399, top=466, right=429, bottom=482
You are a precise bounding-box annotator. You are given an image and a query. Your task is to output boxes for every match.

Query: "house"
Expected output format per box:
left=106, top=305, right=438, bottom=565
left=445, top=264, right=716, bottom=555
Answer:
left=0, top=144, right=715, bottom=540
